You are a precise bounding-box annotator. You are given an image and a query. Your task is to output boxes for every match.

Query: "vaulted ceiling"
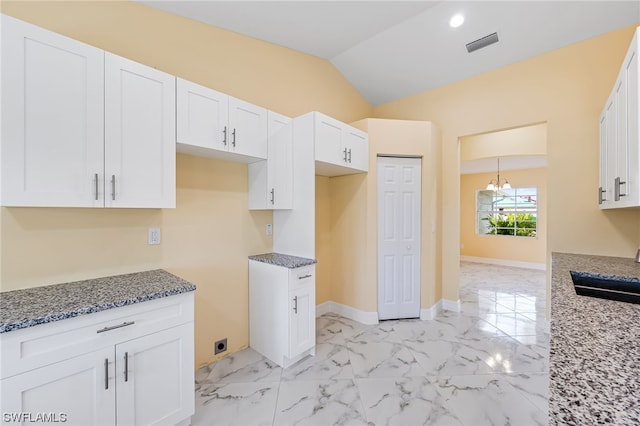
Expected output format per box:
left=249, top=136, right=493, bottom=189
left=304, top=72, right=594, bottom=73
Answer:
left=139, top=1, right=640, bottom=106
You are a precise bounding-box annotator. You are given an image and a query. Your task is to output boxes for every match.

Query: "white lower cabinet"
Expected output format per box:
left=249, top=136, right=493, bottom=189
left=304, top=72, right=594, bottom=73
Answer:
left=1, top=348, right=115, bottom=425
left=248, top=261, right=315, bottom=368
left=0, top=294, right=194, bottom=426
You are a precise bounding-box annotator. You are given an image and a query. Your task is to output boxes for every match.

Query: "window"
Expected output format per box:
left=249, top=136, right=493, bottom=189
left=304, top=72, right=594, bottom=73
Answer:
left=477, top=187, right=537, bottom=237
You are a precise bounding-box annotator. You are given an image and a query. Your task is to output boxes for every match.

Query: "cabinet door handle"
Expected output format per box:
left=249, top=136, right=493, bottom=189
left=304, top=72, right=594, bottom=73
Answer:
left=293, top=296, right=298, bottom=314
left=598, top=187, right=607, bottom=204
left=232, top=128, right=237, bottom=147
left=222, top=126, right=228, bottom=146
left=270, top=188, right=275, bottom=205
left=348, top=148, right=352, bottom=163
left=343, top=148, right=348, bottom=163
left=94, top=173, right=99, bottom=201
left=124, top=352, right=129, bottom=382
left=111, top=175, right=116, bottom=201
left=104, top=358, right=109, bottom=390
left=96, top=321, right=135, bottom=334
left=298, top=274, right=312, bottom=280
left=614, top=177, right=627, bottom=201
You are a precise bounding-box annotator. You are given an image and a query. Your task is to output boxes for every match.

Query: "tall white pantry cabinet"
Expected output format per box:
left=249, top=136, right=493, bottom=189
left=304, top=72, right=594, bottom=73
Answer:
left=1, top=14, right=176, bottom=208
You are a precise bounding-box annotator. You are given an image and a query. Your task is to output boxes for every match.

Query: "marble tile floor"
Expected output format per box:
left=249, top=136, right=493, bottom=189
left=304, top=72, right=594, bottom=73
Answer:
left=193, top=262, right=550, bottom=426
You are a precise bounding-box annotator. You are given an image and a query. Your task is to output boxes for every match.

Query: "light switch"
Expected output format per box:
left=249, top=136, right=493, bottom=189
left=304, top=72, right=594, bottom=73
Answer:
left=266, top=224, right=273, bottom=236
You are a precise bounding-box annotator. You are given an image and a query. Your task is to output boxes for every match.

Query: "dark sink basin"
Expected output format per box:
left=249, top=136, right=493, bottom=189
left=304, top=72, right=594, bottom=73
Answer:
left=570, top=271, right=640, bottom=305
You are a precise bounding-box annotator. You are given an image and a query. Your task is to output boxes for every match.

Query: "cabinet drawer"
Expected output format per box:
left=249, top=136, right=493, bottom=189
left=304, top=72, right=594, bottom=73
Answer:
left=0, top=293, right=194, bottom=379
left=289, top=265, right=315, bottom=289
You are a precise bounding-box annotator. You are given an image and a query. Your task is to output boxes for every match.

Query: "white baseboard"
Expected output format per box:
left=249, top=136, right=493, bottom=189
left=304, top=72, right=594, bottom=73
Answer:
left=461, top=255, right=546, bottom=271
left=420, top=301, right=441, bottom=320
left=442, top=298, right=461, bottom=312
left=316, top=301, right=379, bottom=325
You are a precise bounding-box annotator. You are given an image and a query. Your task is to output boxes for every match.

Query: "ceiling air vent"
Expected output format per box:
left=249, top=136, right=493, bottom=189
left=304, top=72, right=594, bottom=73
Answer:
left=466, top=32, right=499, bottom=53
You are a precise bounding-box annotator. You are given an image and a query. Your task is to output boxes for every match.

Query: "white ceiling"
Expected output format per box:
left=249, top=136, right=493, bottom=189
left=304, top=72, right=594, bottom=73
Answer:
left=138, top=1, right=640, bottom=106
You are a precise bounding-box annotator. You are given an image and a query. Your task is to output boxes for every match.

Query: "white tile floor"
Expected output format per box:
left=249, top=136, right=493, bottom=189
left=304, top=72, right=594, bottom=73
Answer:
left=192, top=262, right=549, bottom=425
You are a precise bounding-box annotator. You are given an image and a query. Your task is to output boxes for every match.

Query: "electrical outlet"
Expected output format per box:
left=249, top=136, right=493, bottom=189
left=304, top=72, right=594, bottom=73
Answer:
left=266, top=224, right=273, bottom=236
left=214, top=338, right=227, bottom=355
left=148, top=228, right=161, bottom=245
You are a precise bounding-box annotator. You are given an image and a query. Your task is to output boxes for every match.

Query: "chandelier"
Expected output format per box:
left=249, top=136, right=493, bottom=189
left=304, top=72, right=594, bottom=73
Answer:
left=486, top=158, right=511, bottom=191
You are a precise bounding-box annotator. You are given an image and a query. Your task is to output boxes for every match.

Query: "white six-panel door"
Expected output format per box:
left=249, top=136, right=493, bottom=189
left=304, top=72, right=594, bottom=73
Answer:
left=377, top=157, right=421, bottom=320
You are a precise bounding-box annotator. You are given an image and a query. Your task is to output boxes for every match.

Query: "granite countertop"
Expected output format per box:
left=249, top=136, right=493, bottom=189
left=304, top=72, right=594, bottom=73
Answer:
left=550, top=252, right=640, bottom=424
left=249, top=252, right=317, bottom=269
left=0, top=270, right=196, bottom=334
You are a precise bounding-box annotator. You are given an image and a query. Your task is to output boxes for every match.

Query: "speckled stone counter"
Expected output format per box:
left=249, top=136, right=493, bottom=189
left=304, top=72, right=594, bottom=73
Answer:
left=249, top=252, right=317, bottom=269
left=0, top=270, right=196, bottom=334
left=550, top=252, right=640, bottom=424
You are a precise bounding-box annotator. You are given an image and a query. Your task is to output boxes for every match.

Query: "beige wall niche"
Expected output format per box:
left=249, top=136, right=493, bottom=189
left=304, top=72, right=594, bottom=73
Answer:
left=325, top=119, right=441, bottom=314
left=1, top=1, right=373, bottom=369
left=460, top=168, right=547, bottom=265
left=374, top=24, right=640, bottom=304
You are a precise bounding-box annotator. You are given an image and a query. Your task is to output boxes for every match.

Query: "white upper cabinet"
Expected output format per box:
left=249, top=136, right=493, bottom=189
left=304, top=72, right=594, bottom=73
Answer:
left=307, top=112, right=369, bottom=176
left=105, top=53, right=176, bottom=208
left=248, top=111, right=293, bottom=210
left=176, top=78, right=268, bottom=162
left=228, top=97, right=268, bottom=159
left=599, top=26, right=639, bottom=209
left=176, top=78, right=228, bottom=152
left=1, top=14, right=105, bottom=207
left=1, top=15, right=176, bottom=208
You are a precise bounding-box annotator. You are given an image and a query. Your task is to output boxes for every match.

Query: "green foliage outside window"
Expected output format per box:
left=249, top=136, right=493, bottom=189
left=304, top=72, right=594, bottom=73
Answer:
left=476, top=188, right=538, bottom=238
left=483, top=213, right=537, bottom=237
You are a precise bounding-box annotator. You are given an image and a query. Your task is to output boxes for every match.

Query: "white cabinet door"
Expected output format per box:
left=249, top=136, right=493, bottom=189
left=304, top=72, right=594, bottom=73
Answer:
left=289, top=284, right=315, bottom=359
left=600, top=27, right=640, bottom=209
left=115, top=323, right=194, bottom=426
left=315, top=114, right=343, bottom=166
left=228, top=97, right=268, bottom=159
left=599, top=114, right=610, bottom=206
left=0, top=348, right=115, bottom=426
left=622, top=37, right=639, bottom=207
left=343, top=128, right=369, bottom=172
left=614, top=78, right=630, bottom=203
left=268, top=112, right=293, bottom=209
left=1, top=15, right=104, bottom=207
left=311, top=112, right=369, bottom=176
left=104, top=53, right=176, bottom=208
left=605, top=97, right=617, bottom=206
left=249, top=111, right=293, bottom=210
left=176, top=78, right=229, bottom=151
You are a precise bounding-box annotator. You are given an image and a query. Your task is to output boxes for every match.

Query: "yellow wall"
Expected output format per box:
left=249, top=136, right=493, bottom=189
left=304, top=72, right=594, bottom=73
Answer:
left=460, top=168, right=547, bottom=264
left=1, top=1, right=372, bottom=368
left=315, top=176, right=332, bottom=305
left=460, top=123, right=547, bottom=162
left=327, top=119, right=441, bottom=312
left=374, top=24, right=640, bottom=302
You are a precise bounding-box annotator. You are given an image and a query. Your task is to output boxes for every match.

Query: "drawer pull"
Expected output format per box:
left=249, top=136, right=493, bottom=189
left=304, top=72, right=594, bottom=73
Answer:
left=293, top=296, right=298, bottom=314
left=298, top=274, right=312, bottom=280
left=97, top=321, right=135, bottom=334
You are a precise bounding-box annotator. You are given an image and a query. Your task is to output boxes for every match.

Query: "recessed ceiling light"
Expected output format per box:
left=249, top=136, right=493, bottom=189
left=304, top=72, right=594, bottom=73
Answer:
left=449, top=14, right=465, bottom=28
